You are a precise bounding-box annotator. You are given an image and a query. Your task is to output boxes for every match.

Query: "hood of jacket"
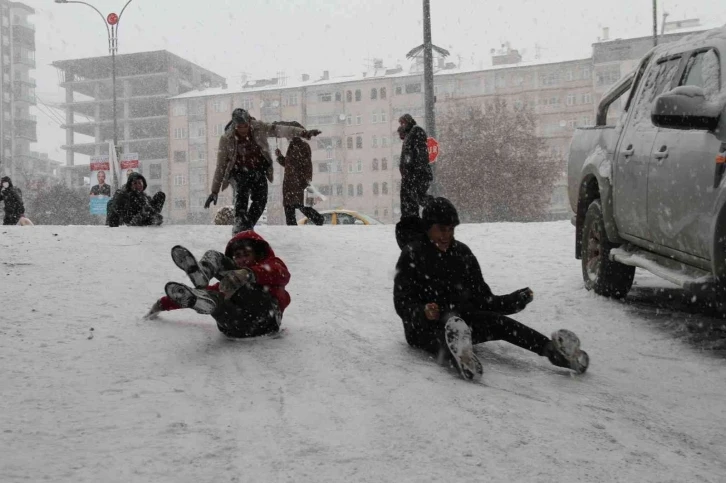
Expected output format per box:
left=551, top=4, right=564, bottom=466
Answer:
left=125, top=172, right=148, bottom=191
left=224, top=230, right=275, bottom=259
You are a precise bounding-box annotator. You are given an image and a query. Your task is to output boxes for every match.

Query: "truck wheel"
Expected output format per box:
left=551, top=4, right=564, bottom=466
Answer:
left=581, top=199, right=635, bottom=298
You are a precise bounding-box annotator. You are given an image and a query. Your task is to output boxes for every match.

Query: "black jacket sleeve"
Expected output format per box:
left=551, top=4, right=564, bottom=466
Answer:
left=461, top=246, right=530, bottom=315
left=395, top=216, right=426, bottom=250
left=393, top=244, right=426, bottom=322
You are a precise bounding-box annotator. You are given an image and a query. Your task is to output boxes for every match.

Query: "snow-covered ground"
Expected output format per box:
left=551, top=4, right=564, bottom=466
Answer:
left=2, top=222, right=725, bottom=482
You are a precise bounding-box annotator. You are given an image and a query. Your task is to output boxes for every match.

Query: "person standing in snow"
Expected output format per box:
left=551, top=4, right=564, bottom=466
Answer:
left=397, top=114, right=433, bottom=218
left=144, top=230, right=290, bottom=339
left=393, top=197, right=589, bottom=381
left=204, top=108, right=322, bottom=233
left=0, top=176, right=25, bottom=225
left=273, top=121, right=324, bottom=226
left=106, top=172, right=165, bottom=227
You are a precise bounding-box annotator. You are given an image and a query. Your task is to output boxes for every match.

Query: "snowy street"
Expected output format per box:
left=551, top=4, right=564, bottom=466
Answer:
left=2, top=222, right=725, bottom=482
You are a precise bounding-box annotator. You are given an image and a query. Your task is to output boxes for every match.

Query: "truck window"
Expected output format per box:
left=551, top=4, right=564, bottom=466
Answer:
left=631, top=56, right=682, bottom=130
left=681, top=49, right=721, bottom=98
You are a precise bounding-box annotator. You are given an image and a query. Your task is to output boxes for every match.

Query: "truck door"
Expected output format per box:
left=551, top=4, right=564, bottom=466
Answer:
left=613, top=55, right=682, bottom=241
left=648, top=49, right=723, bottom=260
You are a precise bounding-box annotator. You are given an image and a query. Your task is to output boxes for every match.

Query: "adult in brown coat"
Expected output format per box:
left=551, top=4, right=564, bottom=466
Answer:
left=204, top=109, right=321, bottom=233
left=273, top=121, right=324, bottom=226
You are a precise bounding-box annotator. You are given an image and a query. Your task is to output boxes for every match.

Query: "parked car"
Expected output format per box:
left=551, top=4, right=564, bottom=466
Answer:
left=298, top=209, right=382, bottom=226
left=568, top=25, right=726, bottom=301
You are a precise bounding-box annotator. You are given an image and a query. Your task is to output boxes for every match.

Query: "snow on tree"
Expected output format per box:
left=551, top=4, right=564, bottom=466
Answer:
left=436, top=98, right=562, bottom=222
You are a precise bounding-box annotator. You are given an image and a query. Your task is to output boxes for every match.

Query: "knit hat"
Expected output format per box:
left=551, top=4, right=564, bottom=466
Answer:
left=232, top=108, right=252, bottom=125
left=422, top=197, right=460, bottom=228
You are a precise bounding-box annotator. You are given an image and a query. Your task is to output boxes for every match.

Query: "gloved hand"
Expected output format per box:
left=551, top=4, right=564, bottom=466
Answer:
left=204, top=193, right=218, bottom=209
left=515, top=287, right=534, bottom=306
left=143, top=299, right=164, bottom=320
left=301, top=129, right=322, bottom=139
left=275, top=148, right=283, bottom=157
left=219, top=268, right=256, bottom=298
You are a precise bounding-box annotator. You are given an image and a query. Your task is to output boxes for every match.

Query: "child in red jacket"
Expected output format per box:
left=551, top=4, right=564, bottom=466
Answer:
left=145, top=230, right=291, bottom=338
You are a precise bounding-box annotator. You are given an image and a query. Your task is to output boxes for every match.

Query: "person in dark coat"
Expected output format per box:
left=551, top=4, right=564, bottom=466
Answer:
left=145, top=230, right=290, bottom=339
left=273, top=121, right=324, bottom=226
left=397, top=114, right=433, bottom=218
left=393, top=197, right=589, bottom=381
left=205, top=109, right=321, bottom=233
left=106, top=172, right=165, bottom=227
left=0, top=176, right=25, bottom=225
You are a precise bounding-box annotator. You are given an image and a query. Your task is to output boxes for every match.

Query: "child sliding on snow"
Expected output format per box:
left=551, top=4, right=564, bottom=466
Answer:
left=145, top=231, right=290, bottom=338
left=393, top=197, right=589, bottom=381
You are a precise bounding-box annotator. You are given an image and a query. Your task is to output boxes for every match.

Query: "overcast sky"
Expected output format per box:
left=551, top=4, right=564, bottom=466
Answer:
left=24, top=0, right=725, bottom=163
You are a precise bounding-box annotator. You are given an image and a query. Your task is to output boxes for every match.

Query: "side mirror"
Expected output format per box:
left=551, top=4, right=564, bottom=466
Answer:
left=651, top=86, right=721, bottom=131
left=354, top=219, right=364, bottom=225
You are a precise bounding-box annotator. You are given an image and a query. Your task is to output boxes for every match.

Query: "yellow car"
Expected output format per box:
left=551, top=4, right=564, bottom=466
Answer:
left=298, top=209, right=382, bottom=226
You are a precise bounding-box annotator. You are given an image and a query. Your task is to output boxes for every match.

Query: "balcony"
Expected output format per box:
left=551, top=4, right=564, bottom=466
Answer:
left=12, top=90, right=36, bottom=105
left=12, top=53, right=35, bottom=68
left=14, top=119, right=37, bottom=142
left=14, top=76, right=36, bottom=88
left=12, top=25, right=35, bottom=49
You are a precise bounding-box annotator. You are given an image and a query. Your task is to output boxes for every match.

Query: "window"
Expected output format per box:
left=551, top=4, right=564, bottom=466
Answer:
left=335, top=92, right=342, bottom=102
left=283, top=93, right=298, bottom=106
left=372, top=111, right=378, bottom=123
left=681, top=49, right=721, bottom=98
left=372, top=135, right=378, bottom=148
left=355, top=89, right=361, bottom=101
left=374, top=209, right=379, bottom=217
left=325, top=147, right=333, bottom=160
left=582, top=66, right=591, bottom=79
left=380, top=87, right=387, bottom=99
left=346, top=114, right=352, bottom=125
left=173, top=127, right=187, bottom=139
left=632, top=56, right=682, bottom=128
left=190, top=149, right=206, bottom=162
left=395, top=86, right=402, bottom=95
left=149, top=163, right=162, bottom=179
left=347, top=137, right=353, bottom=149
left=212, top=98, right=229, bottom=113
left=382, top=182, right=388, bottom=195
left=380, top=110, right=387, bottom=123
left=566, top=94, right=576, bottom=106
left=336, top=184, right=344, bottom=196
left=318, top=162, right=330, bottom=173
left=393, top=155, right=400, bottom=168
left=189, top=100, right=205, bottom=116
left=372, top=158, right=379, bottom=170
left=596, top=66, right=621, bottom=87
left=405, top=83, right=422, bottom=94
left=346, top=91, right=353, bottom=102
left=373, top=182, right=379, bottom=195
left=582, top=93, right=592, bottom=104
left=356, top=183, right=363, bottom=196
left=241, top=98, right=254, bottom=110
left=540, top=72, right=561, bottom=86
left=213, top=123, right=226, bottom=136
left=381, top=158, right=388, bottom=170
left=174, top=198, right=187, bottom=209
left=173, top=150, right=187, bottom=163
left=171, top=101, right=187, bottom=116
left=371, top=88, right=378, bottom=100
left=174, top=175, right=187, bottom=186
left=382, top=136, right=389, bottom=148
left=356, top=114, right=362, bottom=125
left=189, top=121, right=206, bottom=139
left=384, top=208, right=389, bottom=217
left=335, top=138, right=343, bottom=149
left=318, top=92, right=332, bottom=102
left=565, top=70, right=574, bottom=81
left=356, top=136, right=363, bottom=149
left=348, top=184, right=354, bottom=196
left=357, top=160, right=362, bottom=172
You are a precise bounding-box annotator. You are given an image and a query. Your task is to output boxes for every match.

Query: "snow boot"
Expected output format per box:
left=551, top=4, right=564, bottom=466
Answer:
left=543, top=329, right=589, bottom=374
left=171, top=246, right=211, bottom=289
left=164, top=282, right=217, bottom=315
left=444, top=316, right=483, bottom=382
left=199, top=250, right=237, bottom=280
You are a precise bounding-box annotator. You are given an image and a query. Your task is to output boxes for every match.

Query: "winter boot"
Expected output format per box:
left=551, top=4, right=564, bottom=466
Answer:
left=444, top=316, right=483, bottom=382
left=199, top=250, right=237, bottom=281
left=171, top=246, right=210, bottom=289
left=543, top=329, right=589, bottom=374
left=164, top=282, right=217, bottom=315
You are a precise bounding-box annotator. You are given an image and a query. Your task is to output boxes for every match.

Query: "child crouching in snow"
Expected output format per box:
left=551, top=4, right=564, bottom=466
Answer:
left=145, top=231, right=290, bottom=339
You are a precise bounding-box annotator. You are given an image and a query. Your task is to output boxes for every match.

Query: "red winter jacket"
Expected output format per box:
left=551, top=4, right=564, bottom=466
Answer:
left=159, top=231, right=291, bottom=312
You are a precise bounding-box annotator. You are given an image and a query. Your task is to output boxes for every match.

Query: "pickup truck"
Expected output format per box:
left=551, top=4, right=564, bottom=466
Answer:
left=568, top=25, right=726, bottom=300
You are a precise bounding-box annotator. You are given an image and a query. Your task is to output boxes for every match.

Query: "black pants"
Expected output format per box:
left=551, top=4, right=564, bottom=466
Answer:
left=402, top=311, right=550, bottom=356
left=207, top=285, right=281, bottom=338
left=129, top=192, right=166, bottom=226
left=3, top=214, right=21, bottom=225
left=284, top=204, right=323, bottom=226
left=231, top=169, right=267, bottom=231
left=400, top=174, right=432, bottom=218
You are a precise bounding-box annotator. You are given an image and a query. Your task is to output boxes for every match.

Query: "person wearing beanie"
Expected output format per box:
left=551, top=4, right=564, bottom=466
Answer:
left=144, top=230, right=291, bottom=339
left=0, top=176, right=25, bottom=225
left=273, top=121, right=324, bottom=226
left=397, top=114, right=433, bottom=218
left=106, top=172, right=165, bottom=227
left=393, top=196, right=589, bottom=381
left=205, top=108, right=322, bottom=233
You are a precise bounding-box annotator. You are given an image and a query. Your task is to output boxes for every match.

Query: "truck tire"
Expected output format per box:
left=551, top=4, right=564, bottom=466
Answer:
left=581, top=199, right=635, bottom=298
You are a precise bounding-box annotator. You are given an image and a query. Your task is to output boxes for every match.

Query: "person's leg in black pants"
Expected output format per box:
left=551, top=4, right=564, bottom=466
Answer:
left=400, top=174, right=431, bottom=218
left=284, top=205, right=298, bottom=226
left=246, top=170, right=268, bottom=228
left=231, top=173, right=253, bottom=232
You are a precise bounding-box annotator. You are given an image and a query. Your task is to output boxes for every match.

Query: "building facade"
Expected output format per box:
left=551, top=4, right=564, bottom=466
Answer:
left=0, top=1, right=37, bottom=185
left=53, top=50, right=225, bottom=219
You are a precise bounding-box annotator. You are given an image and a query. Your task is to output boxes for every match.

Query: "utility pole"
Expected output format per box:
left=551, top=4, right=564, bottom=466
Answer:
left=652, top=0, right=658, bottom=47
left=422, top=0, right=437, bottom=194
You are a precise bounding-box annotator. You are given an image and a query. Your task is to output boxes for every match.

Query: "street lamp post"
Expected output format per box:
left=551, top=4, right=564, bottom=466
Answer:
left=54, top=0, right=134, bottom=189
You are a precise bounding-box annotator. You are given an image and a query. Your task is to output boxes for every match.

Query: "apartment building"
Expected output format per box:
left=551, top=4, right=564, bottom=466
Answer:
left=53, top=50, right=225, bottom=219
left=0, top=1, right=37, bottom=185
